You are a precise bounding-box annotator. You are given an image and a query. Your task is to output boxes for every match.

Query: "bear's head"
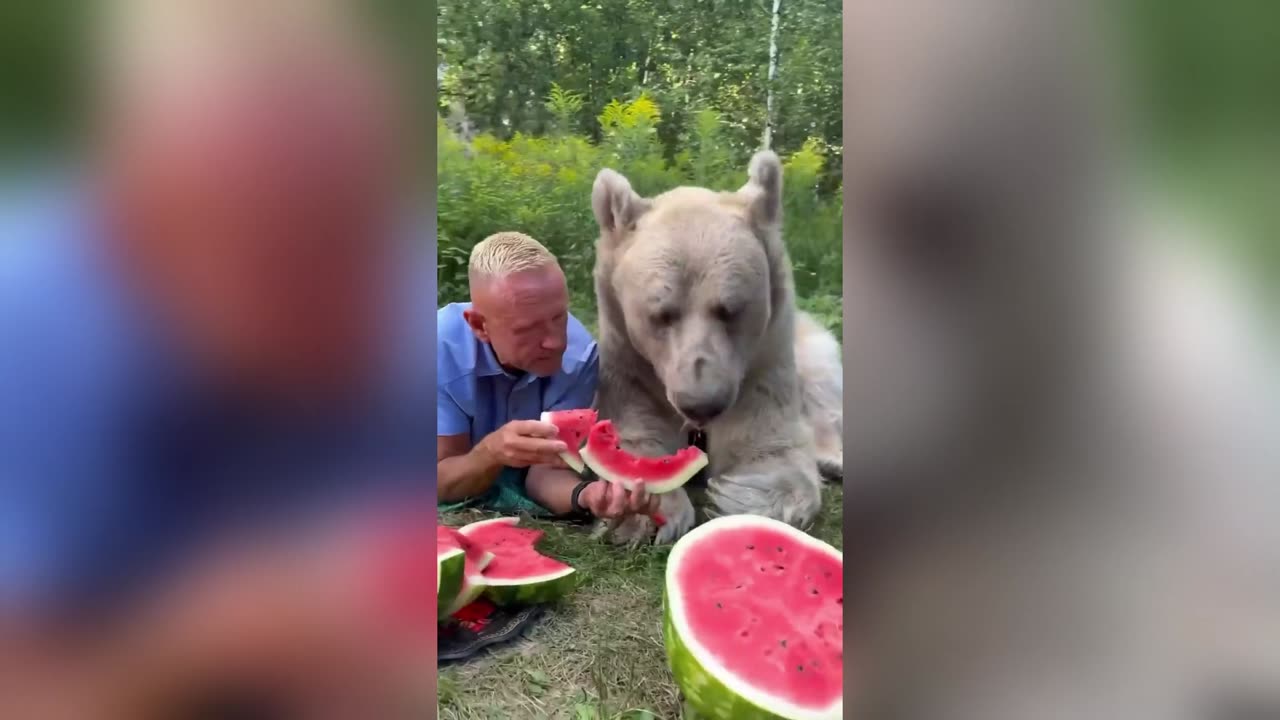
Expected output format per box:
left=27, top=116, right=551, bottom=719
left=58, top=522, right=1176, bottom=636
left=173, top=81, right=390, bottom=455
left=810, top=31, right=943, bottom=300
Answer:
left=590, top=152, right=790, bottom=427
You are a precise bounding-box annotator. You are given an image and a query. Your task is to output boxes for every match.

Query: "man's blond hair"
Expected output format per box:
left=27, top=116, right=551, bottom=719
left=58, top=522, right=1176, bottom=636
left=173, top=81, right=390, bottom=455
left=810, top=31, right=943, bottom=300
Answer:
left=468, top=232, right=559, bottom=285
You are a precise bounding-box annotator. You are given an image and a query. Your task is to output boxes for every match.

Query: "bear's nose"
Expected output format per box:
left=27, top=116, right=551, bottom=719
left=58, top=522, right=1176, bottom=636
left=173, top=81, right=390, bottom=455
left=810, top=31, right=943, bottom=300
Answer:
left=673, top=392, right=728, bottom=426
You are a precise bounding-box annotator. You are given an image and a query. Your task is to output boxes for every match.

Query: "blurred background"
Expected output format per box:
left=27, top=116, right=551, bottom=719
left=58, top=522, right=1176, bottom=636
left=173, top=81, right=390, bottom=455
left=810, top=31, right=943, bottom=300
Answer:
left=3, top=1, right=1276, bottom=324
left=0, top=0, right=435, bottom=182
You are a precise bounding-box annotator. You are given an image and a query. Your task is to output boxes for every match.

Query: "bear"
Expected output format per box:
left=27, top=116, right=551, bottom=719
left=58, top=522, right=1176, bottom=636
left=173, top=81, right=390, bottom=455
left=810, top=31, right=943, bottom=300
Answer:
left=587, top=150, right=843, bottom=545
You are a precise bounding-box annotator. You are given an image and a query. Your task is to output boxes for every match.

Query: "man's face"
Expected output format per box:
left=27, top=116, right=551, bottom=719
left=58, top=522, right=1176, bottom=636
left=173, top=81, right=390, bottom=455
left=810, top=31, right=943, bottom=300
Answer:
left=466, top=266, right=570, bottom=378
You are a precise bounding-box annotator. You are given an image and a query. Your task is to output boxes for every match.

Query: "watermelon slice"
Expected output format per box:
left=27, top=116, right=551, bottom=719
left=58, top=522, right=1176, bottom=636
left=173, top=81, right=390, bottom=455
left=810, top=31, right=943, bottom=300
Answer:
left=439, top=526, right=496, bottom=617
left=663, top=515, right=843, bottom=720
left=579, top=419, right=708, bottom=494
left=540, top=408, right=598, bottom=473
left=436, top=526, right=467, bottom=620
left=455, top=517, right=577, bottom=607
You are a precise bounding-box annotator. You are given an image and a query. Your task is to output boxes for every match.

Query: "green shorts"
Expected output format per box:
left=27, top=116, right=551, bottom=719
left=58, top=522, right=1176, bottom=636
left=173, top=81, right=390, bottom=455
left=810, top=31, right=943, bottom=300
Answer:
left=437, top=466, right=552, bottom=517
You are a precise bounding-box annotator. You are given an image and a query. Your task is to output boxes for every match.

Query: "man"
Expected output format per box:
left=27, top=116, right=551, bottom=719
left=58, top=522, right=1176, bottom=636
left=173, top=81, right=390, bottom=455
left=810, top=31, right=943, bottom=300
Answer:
left=1, top=2, right=434, bottom=716
left=437, top=231, right=660, bottom=520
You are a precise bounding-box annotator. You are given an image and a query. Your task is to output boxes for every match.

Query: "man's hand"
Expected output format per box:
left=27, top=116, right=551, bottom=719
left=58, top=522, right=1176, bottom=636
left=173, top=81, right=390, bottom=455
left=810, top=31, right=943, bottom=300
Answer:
left=479, top=420, right=568, bottom=469
left=578, top=481, right=661, bottom=520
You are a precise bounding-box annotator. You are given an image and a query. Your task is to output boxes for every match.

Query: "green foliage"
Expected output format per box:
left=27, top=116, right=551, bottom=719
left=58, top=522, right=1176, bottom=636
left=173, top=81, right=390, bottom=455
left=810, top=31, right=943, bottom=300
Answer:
left=546, top=83, right=586, bottom=136
left=437, top=97, right=844, bottom=318
left=437, top=0, right=845, bottom=188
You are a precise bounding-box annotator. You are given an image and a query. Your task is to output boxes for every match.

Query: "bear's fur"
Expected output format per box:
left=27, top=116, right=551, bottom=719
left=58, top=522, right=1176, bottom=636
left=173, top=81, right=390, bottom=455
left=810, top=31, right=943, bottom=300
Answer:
left=588, top=151, right=842, bottom=545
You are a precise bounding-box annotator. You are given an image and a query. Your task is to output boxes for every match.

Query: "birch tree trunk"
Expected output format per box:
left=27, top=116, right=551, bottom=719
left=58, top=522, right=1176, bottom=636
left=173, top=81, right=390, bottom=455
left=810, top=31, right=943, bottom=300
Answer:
left=763, top=0, right=782, bottom=150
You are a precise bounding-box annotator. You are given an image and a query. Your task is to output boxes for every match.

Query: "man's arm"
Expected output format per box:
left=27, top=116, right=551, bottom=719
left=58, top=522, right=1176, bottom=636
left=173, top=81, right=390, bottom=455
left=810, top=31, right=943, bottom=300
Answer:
left=436, top=383, right=502, bottom=503
left=436, top=434, right=503, bottom=503
left=524, top=464, right=588, bottom=515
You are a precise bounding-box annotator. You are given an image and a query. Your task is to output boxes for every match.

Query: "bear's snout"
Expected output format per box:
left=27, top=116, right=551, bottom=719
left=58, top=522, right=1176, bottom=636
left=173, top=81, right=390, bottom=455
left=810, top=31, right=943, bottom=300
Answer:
left=671, top=388, right=732, bottom=427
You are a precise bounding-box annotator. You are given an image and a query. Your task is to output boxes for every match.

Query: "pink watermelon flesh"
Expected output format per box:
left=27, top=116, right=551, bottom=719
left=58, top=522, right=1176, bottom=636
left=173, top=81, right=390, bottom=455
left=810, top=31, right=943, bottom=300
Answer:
left=436, top=525, right=463, bottom=554
left=540, top=408, right=598, bottom=473
left=441, top=526, right=493, bottom=571
left=579, top=419, right=708, bottom=494
left=456, top=520, right=569, bottom=582
left=674, top=523, right=843, bottom=711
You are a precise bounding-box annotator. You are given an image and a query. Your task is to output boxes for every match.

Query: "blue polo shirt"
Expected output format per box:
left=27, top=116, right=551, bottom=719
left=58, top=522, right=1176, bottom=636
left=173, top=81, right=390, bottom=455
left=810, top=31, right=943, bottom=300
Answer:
left=436, top=302, right=598, bottom=446
left=0, top=178, right=437, bottom=615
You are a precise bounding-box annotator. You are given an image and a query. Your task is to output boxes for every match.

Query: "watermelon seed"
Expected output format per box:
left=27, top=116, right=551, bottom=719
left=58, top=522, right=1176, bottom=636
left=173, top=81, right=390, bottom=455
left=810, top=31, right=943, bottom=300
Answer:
left=811, top=588, right=819, bottom=595
left=797, top=665, right=804, bottom=672
left=716, top=602, right=723, bottom=609
left=740, top=630, right=749, bottom=637
left=775, top=564, right=785, bottom=571
left=776, top=546, right=783, bottom=552
left=780, top=639, right=788, bottom=648
left=747, top=544, right=755, bottom=550
left=837, top=597, right=843, bottom=605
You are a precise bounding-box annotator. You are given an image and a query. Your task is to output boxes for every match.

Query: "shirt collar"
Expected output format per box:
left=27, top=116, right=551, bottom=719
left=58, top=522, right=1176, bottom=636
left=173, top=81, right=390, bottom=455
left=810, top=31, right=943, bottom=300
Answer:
left=475, top=340, right=508, bottom=378
left=474, top=338, right=546, bottom=390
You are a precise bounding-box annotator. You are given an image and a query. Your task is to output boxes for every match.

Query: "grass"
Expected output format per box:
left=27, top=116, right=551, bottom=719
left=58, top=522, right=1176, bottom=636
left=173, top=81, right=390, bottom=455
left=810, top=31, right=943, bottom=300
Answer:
left=437, top=482, right=844, bottom=719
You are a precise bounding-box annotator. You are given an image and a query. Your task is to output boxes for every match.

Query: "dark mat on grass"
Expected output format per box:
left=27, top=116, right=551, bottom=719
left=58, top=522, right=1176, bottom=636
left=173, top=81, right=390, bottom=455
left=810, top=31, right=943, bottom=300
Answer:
left=437, top=599, right=546, bottom=665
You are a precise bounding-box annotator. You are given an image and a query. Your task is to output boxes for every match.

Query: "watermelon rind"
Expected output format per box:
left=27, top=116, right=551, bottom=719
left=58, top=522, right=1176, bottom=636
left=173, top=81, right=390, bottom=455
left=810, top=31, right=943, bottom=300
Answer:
left=457, top=515, right=522, bottom=535
left=442, top=561, right=488, bottom=617
left=663, top=515, right=843, bottom=720
left=457, top=516, right=578, bottom=607
left=579, top=444, right=707, bottom=494
left=540, top=410, right=590, bottom=474
left=440, top=525, right=498, bottom=617
left=436, top=546, right=466, bottom=620
left=481, top=566, right=577, bottom=607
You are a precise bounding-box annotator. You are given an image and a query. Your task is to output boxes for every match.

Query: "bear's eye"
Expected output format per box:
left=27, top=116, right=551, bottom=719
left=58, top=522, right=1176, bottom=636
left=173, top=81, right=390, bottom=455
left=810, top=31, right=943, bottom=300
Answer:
left=651, top=308, right=680, bottom=327
left=711, top=304, right=737, bottom=324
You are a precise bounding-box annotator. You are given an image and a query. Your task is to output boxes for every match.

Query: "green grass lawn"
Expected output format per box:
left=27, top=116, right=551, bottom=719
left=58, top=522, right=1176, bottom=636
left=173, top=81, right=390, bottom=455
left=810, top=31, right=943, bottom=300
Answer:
left=437, top=483, right=844, bottom=719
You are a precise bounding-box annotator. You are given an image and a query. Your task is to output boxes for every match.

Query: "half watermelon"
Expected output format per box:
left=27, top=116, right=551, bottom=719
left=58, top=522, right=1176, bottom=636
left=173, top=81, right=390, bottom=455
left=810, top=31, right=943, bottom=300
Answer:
left=579, top=419, right=708, bottom=494
left=456, top=516, right=577, bottom=607
left=663, top=515, right=843, bottom=719
left=540, top=408, right=598, bottom=473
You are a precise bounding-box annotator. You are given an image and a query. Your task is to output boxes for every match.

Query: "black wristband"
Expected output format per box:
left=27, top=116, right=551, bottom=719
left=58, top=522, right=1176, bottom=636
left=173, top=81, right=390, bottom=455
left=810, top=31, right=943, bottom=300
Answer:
left=570, top=479, right=596, bottom=516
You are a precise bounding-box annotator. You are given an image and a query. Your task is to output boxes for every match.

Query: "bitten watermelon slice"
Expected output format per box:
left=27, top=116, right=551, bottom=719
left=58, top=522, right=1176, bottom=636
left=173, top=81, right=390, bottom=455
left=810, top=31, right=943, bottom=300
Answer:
left=540, top=408, right=598, bottom=473
left=663, top=515, right=843, bottom=720
left=440, top=526, right=496, bottom=617
left=456, top=517, right=577, bottom=607
left=579, top=419, right=708, bottom=494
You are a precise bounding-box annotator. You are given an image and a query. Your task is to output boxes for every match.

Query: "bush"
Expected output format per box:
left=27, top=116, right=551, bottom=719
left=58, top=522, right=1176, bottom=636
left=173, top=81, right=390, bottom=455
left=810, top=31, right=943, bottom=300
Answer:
left=437, top=95, right=843, bottom=325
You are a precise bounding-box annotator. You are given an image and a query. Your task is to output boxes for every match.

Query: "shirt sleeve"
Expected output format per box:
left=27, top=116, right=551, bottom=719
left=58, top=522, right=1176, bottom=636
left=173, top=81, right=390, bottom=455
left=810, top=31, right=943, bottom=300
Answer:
left=437, top=382, right=471, bottom=437
left=547, top=343, right=599, bottom=412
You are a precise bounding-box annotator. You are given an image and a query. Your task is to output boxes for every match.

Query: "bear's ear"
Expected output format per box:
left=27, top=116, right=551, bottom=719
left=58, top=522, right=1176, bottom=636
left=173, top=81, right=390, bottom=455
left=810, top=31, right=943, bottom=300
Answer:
left=592, top=168, right=651, bottom=239
left=738, top=150, right=783, bottom=228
